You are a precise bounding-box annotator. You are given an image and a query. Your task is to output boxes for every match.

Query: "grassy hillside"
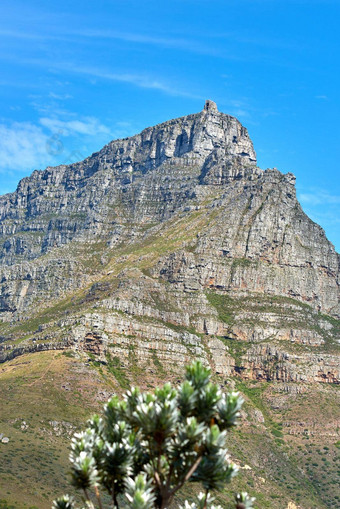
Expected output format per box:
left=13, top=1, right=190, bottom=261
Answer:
left=0, top=351, right=339, bottom=509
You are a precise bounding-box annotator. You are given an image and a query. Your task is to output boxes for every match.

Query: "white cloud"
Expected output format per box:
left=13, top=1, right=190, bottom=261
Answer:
left=0, top=115, right=112, bottom=173
left=67, top=29, right=225, bottom=58
left=2, top=54, right=204, bottom=100
left=299, top=191, right=340, bottom=206
left=62, top=65, right=204, bottom=99
left=0, top=27, right=222, bottom=58
left=0, top=121, right=53, bottom=172
left=39, top=116, right=111, bottom=136
left=0, top=29, right=48, bottom=40
left=48, top=92, right=72, bottom=100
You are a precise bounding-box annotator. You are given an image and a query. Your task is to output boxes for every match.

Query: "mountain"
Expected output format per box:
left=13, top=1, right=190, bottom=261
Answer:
left=0, top=101, right=339, bottom=509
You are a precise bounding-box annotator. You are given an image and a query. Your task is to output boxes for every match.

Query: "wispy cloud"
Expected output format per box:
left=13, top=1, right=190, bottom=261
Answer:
left=0, top=47, right=204, bottom=100
left=0, top=25, right=309, bottom=60
left=48, top=92, right=72, bottom=100
left=299, top=190, right=340, bottom=206
left=0, top=121, right=54, bottom=173
left=69, top=28, right=222, bottom=56
left=298, top=188, right=340, bottom=251
left=29, top=95, right=75, bottom=116
left=53, top=64, right=204, bottom=100
left=0, top=26, right=225, bottom=58
left=0, top=114, right=113, bottom=174
left=0, top=28, right=49, bottom=40
left=39, top=116, right=110, bottom=136
left=202, top=29, right=304, bottom=52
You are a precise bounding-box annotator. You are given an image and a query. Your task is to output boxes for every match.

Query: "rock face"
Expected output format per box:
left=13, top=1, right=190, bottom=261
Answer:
left=0, top=100, right=339, bottom=383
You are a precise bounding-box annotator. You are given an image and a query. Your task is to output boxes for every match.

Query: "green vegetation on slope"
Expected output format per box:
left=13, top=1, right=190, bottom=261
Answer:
left=0, top=350, right=339, bottom=509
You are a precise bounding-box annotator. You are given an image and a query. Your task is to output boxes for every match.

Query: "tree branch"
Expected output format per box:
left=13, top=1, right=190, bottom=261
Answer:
left=94, top=486, right=103, bottom=509
left=154, top=470, right=162, bottom=489
left=83, top=488, right=91, bottom=503
left=169, top=455, right=203, bottom=496
left=203, top=488, right=209, bottom=509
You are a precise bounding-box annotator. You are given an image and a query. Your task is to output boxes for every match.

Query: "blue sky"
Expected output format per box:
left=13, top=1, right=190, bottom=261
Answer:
left=0, top=0, right=339, bottom=251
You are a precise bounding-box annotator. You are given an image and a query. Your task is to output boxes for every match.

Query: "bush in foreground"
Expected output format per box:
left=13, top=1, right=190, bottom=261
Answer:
left=53, top=361, right=255, bottom=509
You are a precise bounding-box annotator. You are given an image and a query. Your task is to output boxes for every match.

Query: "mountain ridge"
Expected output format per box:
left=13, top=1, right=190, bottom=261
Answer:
left=0, top=100, right=338, bottom=387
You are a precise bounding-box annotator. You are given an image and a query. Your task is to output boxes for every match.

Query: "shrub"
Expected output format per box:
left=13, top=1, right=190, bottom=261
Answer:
left=53, top=361, right=255, bottom=509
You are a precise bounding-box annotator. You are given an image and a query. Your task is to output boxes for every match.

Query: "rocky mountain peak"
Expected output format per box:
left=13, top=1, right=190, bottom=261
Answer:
left=94, top=100, right=257, bottom=178
left=203, top=99, right=218, bottom=112
left=0, top=103, right=338, bottom=330
left=0, top=102, right=258, bottom=265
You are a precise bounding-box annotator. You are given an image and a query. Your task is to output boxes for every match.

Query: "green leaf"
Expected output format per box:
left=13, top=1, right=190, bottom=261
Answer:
left=235, top=492, right=256, bottom=509
left=185, top=361, right=211, bottom=390
left=70, top=451, right=99, bottom=490
left=52, top=495, right=76, bottom=509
